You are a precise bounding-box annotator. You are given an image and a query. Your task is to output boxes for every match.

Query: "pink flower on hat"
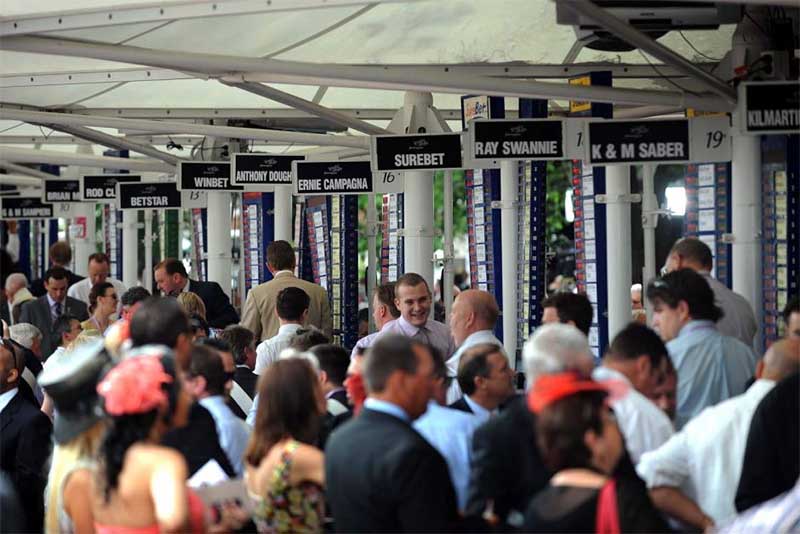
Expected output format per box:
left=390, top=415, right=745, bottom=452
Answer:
left=97, top=355, right=173, bottom=416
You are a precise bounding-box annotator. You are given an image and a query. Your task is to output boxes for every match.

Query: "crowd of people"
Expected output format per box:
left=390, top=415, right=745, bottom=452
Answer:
left=1, top=236, right=799, bottom=533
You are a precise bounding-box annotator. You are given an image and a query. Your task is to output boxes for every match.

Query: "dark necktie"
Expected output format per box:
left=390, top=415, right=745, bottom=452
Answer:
left=53, top=301, right=62, bottom=321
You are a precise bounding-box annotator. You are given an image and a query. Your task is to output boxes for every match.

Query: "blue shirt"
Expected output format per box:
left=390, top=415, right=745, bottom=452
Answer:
left=199, top=395, right=251, bottom=476
left=363, top=398, right=410, bottom=422
left=463, top=395, right=493, bottom=425
left=666, top=320, right=757, bottom=429
left=414, top=401, right=481, bottom=512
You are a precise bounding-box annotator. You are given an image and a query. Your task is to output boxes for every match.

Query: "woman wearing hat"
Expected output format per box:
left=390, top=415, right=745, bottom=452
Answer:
left=523, top=373, right=669, bottom=533
left=81, top=282, right=118, bottom=335
left=40, top=340, right=111, bottom=533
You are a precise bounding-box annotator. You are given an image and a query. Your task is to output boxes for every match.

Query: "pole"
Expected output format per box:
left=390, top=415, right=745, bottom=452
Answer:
left=122, top=209, right=138, bottom=288
left=731, top=114, right=762, bottom=349
left=273, top=186, right=292, bottom=243
left=641, top=164, right=658, bottom=284
left=206, top=191, right=233, bottom=297
left=604, top=165, right=632, bottom=340
left=143, top=209, right=153, bottom=293
left=403, top=171, right=434, bottom=289
left=500, top=160, right=518, bottom=366
left=366, top=194, right=378, bottom=331
left=442, top=170, right=455, bottom=323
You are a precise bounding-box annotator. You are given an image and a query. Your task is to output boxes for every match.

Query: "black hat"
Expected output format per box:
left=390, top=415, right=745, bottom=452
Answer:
left=38, top=340, right=111, bottom=444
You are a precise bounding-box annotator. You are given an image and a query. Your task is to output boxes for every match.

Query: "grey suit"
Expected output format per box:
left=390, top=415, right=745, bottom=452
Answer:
left=19, top=296, right=88, bottom=359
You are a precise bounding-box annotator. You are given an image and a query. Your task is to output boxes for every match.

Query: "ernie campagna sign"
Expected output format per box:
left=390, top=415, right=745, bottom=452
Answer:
left=1, top=197, right=53, bottom=219
left=740, top=81, right=800, bottom=135
left=117, top=182, right=181, bottom=210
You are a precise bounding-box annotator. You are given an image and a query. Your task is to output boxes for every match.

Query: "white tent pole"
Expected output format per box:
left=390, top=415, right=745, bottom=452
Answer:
left=221, top=81, right=390, bottom=136
left=560, top=0, right=736, bottom=103
left=0, top=146, right=173, bottom=172
left=205, top=135, right=233, bottom=295
left=0, top=174, right=41, bottom=187
left=442, top=170, right=454, bottom=323
left=0, top=36, right=733, bottom=111
left=641, top=164, right=658, bottom=285
left=122, top=210, right=138, bottom=288
left=500, top=160, right=518, bottom=368
left=0, top=161, right=54, bottom=179
left=0, top=109, right=369, bottom=149
left=604, top=165, right=633, bottom=340
left=273, top=186, right=292, bottom=243
left=143, top=210, right=153, bottom=292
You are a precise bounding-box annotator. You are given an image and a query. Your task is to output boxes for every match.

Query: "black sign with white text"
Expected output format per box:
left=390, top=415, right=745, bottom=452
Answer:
left=588, top=120, right=689, bottom=164
left=81, top=175, right=141, bottom=201
left=232, top=154, right=304, bottom=189
left=743, top=82, right=800, bottom=133
left=178, top=162, right=241, bottom=191
left=372, top=133, right=462, bottom=171
left=44, top=179, right=82, bottom=202
left=118, top=182, right=181, bottom=210
left=293, top=161, right=375, bottom=195
left=472, top=119, right=564, bottom=159
left=1, top=197, right=53, bottom=219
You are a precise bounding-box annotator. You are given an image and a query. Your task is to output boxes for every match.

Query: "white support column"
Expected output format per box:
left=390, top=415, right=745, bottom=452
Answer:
left=207, top=192, right=233, bottom=297
left=442, top=170, right=455, bottom=323
left=273, top=186, right=293, bottom=243
left=500, top=160, right=518, bottom=366
left=731, top=117, right=762, bottom=338
left=122, top=209, right=138, bottom=288
left=604, top=165, right=632, bottom=340
left=143, top=210, right=153, bottom=292
left=366, top=194, right=378, bottom=331
left=641, top=164, right=658, bottom=285
left=403, top=171, right=434, bottom=289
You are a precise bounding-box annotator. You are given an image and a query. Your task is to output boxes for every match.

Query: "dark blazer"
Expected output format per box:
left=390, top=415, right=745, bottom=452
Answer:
left=465, top=395, right=550, bottom=525
left=162, top=403, right=236, bottom=478
left=448, top=396, right=473, bottom=414
left=325, top=407, right=458, bottom=532
left=227, top=366, right=258, bottom=420
left=29, top=270, right=84, bottom=297
left=0, top=391, right=53, bottom=532
left=188, top=279, right=239, bottom=329
left=19, top=296, right=88, bottom=359
left=0, top=295, right=10, bottom=326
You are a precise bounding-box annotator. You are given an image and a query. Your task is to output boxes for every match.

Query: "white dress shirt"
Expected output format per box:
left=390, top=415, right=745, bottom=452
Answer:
left=67, top=277, right=127, bottom=314
left=636, top=379, right=776, bottom=524
left=350, top=320, right=396, bottom=359
left=254, top=323, right=302, bottom=375
left=199, top=395, right=251, bottom=476
left=378, top=315, right=456, bottom=362
left=0, top=387, right=18, bottom=414
left=463, top=394, right=492, bottom=425
left=445, top=329, right=506, bottom=404
left=592, top=366, right=674, bottom=464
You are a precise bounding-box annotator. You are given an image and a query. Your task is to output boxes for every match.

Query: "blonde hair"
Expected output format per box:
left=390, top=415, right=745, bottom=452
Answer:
left=45, top=421, right=106, bottom=533
left=176, top=292, right=206, bottom=321
left=66, top=331, right=103, bottom=353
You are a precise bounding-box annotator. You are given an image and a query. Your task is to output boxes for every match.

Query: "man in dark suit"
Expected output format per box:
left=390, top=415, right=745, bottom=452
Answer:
left=29, top=241, right=84, bottom=297
left=325, top=334, right=458, bottom=532
left=218, top=325, right=258, bottom=419
left=154, top=258, right=239, bottom=329
left=310, top=344, right=352, bottom=448
left=0, top=339, right=53, bottom=532
left=448, top=343, right=515, bottom=425
left=19, top=267, right=88, bottom=359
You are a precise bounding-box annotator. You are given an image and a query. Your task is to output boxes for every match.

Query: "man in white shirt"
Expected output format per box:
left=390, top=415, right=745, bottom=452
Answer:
left=446, top=289, right=506, bottom=403
left=185, top=344, right=250, bottom=476
left=254, top=286, right=309, bottom=375
left=67, top=253, right=127, bottom=315
left=665, top=237, right=757, bottom=347
left=350, top=283, right=400, bottom=359
left=592, top=322, right=674, bottom=464
left=637, top=337, right=800, bottom=529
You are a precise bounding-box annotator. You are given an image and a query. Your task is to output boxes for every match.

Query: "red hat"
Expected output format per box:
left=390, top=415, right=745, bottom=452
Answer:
left=528, top=371, right=627, bottom=414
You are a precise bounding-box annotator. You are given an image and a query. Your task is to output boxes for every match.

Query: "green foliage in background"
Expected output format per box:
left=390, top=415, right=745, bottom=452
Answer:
left=545, top=161, right=572, bottom=248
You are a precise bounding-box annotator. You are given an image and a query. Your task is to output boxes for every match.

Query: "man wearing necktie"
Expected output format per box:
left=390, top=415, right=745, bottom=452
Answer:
left=377, top=273, right=456, bottom=362
left=19, top=267, right=88, bottom=359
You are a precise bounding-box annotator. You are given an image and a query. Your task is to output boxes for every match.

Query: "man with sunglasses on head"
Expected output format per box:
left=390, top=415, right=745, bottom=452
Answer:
left=0, top=338, right=53, bottom=533
left=646, top=269, right=757, bottom=429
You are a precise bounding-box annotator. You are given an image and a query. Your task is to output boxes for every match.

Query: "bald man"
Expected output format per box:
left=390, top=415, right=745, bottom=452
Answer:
left=446, top=289, right=507, bottom=404
left=637, top=338, right=800, bottom=528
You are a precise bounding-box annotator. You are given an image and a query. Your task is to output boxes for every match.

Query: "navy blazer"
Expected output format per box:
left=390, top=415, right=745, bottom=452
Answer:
left=448, top=396, right=473, bottom=414
left=0, top=391, right=53, bottom=532
left=19, top=296, right=88, bottom=359
left=187, top=279, right=239, bottom=329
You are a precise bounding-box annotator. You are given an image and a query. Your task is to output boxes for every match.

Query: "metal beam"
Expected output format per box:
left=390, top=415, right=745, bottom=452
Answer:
left=221, top=80, right=390, bottom=135
left=0, top=147, right=175, bottom=172
left=0, top=36, right=733, bottom=111
left=0, top=160, right=56, bottom=179
left=560, top=0, right=737, bottom=104
left=0, top=0, right=424, bottom=37
left=0, top=63, right=716, bottom=88
left=0, top=174, right=42, bottom=187
left=0, top=108, right=371, bottom=148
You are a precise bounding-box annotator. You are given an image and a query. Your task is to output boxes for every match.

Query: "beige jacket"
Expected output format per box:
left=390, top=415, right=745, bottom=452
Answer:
left=240, top=271, right=332, bottom=342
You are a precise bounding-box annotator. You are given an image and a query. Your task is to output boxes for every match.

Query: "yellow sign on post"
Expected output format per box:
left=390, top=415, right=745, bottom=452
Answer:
left=569, top=76, right=592, bottom=114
